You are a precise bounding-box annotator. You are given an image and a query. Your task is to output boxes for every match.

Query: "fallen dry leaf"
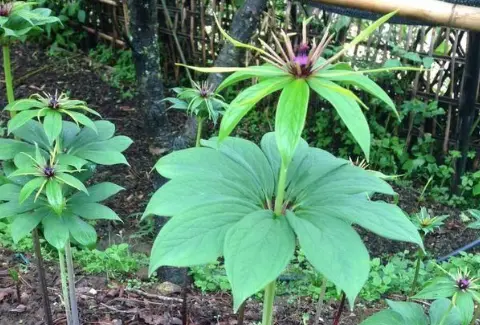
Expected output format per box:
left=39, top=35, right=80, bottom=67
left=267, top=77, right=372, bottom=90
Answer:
left=0, top=288, right=15, bottom=302
left=149, top=146, right=168, bottom=156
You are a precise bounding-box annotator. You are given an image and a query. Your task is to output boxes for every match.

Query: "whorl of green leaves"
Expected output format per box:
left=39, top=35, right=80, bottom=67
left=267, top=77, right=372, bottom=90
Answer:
left=5, top=92, right=100, bottom=145
left=163, top=83, right=227, bottom=125
left=144, top=133, right=422, bottom=310
left=360, top=298, right=473, bottom=325
left=0, top=1, right=60, bottom=43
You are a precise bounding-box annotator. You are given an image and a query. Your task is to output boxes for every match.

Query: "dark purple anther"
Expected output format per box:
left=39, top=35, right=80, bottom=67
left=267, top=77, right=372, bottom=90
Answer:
left=43, top=166, right=55, bottom=178
left=457, top=278, right=470, bottom=290
left=294, top=43, right=310, bottom=67
left=199, top=88, right=209, bottom=98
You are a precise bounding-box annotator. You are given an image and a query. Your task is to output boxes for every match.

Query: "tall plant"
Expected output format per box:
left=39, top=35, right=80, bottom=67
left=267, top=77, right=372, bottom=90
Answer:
left=144, top=12, right=424, bottom=324
left=0, top=92, right=132, bottom=324
left=0, top=1, right=59, bottom=105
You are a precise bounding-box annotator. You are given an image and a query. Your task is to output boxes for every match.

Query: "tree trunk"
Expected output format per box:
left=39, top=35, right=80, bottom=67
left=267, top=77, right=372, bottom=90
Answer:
left=182, top=0, right=268, bottom=142
left=128, top=0, right=166, bottom=133
left=454, top=31, right=480, bottom=191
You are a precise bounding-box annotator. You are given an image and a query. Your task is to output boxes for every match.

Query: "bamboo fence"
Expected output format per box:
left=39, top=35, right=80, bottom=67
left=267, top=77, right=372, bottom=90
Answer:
left=80, top=0, right=480, bottom=168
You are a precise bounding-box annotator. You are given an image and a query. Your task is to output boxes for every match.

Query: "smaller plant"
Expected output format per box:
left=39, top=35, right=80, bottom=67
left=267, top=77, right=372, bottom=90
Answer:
left=466, top=209, right=480, bottom=229
left=162, top=81, right=227, bottom=146
left=360, top=298, right=472, bottom=325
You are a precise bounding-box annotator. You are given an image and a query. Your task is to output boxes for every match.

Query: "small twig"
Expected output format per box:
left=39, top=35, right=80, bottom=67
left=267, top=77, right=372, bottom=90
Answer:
left=100, top=303, right=138, bottom=314
left=113, top=297, right=166, bottom=306
left=126, top=288, right=184, bottom=303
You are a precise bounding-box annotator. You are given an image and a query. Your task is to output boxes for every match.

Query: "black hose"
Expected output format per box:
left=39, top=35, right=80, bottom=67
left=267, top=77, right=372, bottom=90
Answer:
left=436, top=238, right=480, bottom=262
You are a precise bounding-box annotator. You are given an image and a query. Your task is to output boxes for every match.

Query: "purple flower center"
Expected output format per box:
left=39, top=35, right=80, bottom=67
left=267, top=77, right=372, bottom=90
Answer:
left=294, top=43, right=310, bottom=67
left=43, top=166, right=55, bottom=178
left=49, top=97, right=59, bottom=109
left=199, top=88, right=209, bottom=98
left=457, top=278, right=470, bottom=290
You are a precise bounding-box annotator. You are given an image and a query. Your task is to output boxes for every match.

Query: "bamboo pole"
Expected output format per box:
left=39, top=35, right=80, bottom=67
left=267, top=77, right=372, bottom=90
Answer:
left=310, top=0, right=480, bottom=32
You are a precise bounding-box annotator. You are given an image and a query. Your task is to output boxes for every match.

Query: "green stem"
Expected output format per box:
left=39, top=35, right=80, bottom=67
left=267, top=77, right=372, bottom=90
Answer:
left=313, top=278, right=328, bottom=325
left=58, top=249, right=72, bottom=325
left=410, top=254, right=422, bottom=296
left=274, top=161, right=288, bottom=216
left=438, top=301, right=454, bottom=325
left=2, top=45, right=15, bottom=107
left=195, top=118, right=204, bottom=148
left=33, top=228, right=54, bottom=325
left=65, top=240, right=80, bottom=325
left=262, top=281, right=276, bottom=325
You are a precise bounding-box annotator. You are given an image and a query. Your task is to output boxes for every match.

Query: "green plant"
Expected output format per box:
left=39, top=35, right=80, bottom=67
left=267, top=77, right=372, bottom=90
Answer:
left=144, top=12, right=424, bottom=325
left=360, top=298, right=473, bottom=325
left=1, top=1, right=60, bottom=104
left=466, top=209, right=480, bottom=229
left=162, top=81, right=228, bottom=146
left=0, top=92, right=132, bottom=325
left=74, top=244, right=147, bottom=280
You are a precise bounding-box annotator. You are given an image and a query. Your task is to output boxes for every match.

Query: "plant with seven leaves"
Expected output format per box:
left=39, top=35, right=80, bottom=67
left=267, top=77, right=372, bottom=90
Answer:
left=411, top=207, right=449, bottom=236
left=360, top=298, right=473, bottom=325
left=143, top=133, right=423, bottom=318
left=145, top=12, right=424, bottom=325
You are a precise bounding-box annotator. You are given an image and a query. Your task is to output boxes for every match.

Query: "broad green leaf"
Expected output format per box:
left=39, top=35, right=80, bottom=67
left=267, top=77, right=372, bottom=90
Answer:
left=176, top=64, right=245, bottom=74
left=11, top=208, right=49, bottom=243
left=413, top=277, right=457, bottom=300
left=55, top=173, right=88, bottom=194
left=66, top=120, right=115, bottom=149
left=69, top=182, right=124, bottom=203
left=386, top=300, right=428, bottom=325
left=143, top=176, right=261, bottom=218
left=275, top=79, right=310, bottom=165
left=0, top=183, right=22, bottom=201
left=43, top=110, right=63, bottom=145
left=0, top=139, right=34, bottom=160
left=224, top=210, right=295, bottom=311
left=69, top=202, right=121, bottom=221
left=297, top=165, right=395, bottom=205
left=360, top=310, right=405, bottom=325
left=57, top=154, right=88, bottom=170
left=61, top=110, right=97, bottom=132
left=74, top=150, right=129, bottom=166
left=219, top=76, right=293, bottom=141
left=473, top=183, right=480, bottom=196
left=12, top=120, right=50, bottom=150
left=308, top=78, right=371, bottom=160
left=42, top=213, right=69, bottom=250
left=217, top=65, right=289, bottom=92
left=65, top=214, right=97, bottom=246
left=19, top=177, right=46, bottom=203
left=4, top=99, right=45, bottom=111
left=286, top=210, right=369, bottom=306
left=149, top=203, right=257, bottom=273
left=202, top=136, right=275, bottom=198
left=317, top=71, right=397, bottom=116
left=8, top=109, right=44, bottom=134
left=456, top=292, right=474, bottom=325
left=46, top=180, right=64, bottom=215
left=154, top=147, right=260, bottom=195
left=430, top=298, right=462, bottom=325
left=308, top=197, right=423, bottom=248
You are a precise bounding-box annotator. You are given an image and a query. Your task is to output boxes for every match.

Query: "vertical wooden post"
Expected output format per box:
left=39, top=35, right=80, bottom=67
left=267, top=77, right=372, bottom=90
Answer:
left=455, top=31, right=480, bottom=190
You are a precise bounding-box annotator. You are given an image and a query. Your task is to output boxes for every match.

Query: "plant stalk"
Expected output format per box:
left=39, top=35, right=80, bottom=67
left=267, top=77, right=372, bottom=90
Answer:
left=195, top=117, right=204, bottom=148
left=332, top=292, right=346, bottom=325
left=274, top=161, right=288, bottom=216
left=65, top=240, right=80, bottom=325
left=313, top=278, right=328, bottom=325
left=59, top=249, right=72, bottom=325
left=2, top=45, right=15, bottom=107
left=438, top=300, right=454, bottom=325
left=262, top=281, right=276, bottom=325
left=32, top=228, right=54, bottom=325
left=409, top=249, right=424, bottom=296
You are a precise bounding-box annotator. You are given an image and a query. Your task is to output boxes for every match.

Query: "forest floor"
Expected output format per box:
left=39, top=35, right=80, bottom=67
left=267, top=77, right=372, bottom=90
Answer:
left=0, top=44, right=479, bottom=325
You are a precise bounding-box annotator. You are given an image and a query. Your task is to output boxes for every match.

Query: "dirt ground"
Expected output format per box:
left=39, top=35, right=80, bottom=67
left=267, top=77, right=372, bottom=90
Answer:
left=0, top=44, right=479, bottom=325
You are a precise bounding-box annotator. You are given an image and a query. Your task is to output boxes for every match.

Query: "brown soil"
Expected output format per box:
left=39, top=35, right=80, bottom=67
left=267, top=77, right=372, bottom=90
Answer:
left=0, top=44, right=478, bottom=325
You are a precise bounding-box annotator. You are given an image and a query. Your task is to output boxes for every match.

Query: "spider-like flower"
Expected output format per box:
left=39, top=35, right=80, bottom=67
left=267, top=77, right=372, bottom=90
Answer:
left=257, top=18, right=334, bottom=78
left=411, top=207, right=449, bottom=235
left=452, top=269, right=479, bottom=292
left=0, top=2, right=13, bottom=17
